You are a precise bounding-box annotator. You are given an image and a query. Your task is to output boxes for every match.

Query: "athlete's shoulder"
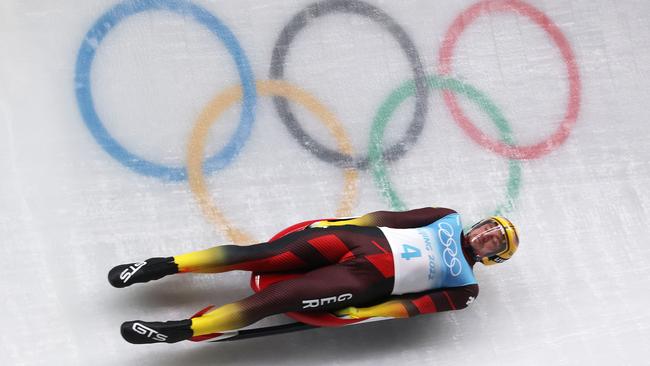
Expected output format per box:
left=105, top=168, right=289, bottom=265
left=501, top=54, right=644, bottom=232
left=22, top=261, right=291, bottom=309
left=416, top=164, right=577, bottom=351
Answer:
left=466, top=283, right=479, bottom=296
left=459, top=283, right=479, bottom=308
left=428, top=206, right=458, bottom=214
left=412, top=206, right=458, bottom=218
left=450, top=283, right=479, bottom=302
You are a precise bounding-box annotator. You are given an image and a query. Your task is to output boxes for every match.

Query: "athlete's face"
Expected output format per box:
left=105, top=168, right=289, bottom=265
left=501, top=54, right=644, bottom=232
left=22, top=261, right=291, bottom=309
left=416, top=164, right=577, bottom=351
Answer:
left=468, top=221, right=506, bottom=258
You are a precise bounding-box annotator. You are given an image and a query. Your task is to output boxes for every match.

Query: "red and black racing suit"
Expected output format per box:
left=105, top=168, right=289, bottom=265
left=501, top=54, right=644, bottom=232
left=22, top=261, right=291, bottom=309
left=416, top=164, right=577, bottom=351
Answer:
left=111, top=207, right=479, bottom=343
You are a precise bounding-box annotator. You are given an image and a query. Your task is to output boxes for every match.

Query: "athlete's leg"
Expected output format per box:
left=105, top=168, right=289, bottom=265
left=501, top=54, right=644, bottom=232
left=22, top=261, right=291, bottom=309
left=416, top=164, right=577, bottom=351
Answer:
left=173, top=228, right=346, bottom=273
left=177, top=226, right=391, bottom=274
left=108, top=228, right=353, bottom=288
left=120, top=258, right=394, bottom=343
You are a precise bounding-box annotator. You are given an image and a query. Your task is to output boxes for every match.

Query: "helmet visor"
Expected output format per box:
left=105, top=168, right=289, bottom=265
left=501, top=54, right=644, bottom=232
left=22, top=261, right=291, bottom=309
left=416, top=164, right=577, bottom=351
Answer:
left=469, top=219, right=508, bottom=258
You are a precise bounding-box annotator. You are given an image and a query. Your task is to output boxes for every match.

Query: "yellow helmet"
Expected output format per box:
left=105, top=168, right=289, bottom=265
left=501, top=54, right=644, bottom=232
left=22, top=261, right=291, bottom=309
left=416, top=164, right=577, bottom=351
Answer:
left=468, top=216, right=519, bottom=265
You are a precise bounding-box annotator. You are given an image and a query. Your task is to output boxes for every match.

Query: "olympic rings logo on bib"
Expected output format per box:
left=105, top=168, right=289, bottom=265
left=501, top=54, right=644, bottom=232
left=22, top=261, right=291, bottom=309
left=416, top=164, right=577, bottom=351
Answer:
left=437, top=222, right=462, bottom=277
left=74, top=0, right=581, bottom=242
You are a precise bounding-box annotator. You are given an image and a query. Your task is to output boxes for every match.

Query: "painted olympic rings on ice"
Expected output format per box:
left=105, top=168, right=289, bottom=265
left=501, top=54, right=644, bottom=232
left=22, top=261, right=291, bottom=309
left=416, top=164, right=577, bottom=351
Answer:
left=74, top=0, right=581, bottom=238
left=369, top=75, right=521, bottom=216
left=187, top=80, right=359, bottom=244
left=75, top=0, right=256, bottom=181
left=438, top=0, right=581, bottom=160
left=269, top=0, right=428, bottom=169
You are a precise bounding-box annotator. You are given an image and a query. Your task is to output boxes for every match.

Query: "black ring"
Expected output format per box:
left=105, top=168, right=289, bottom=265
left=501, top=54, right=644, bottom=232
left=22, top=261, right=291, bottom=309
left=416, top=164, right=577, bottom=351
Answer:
left=270, top=0, right=429, bottom=169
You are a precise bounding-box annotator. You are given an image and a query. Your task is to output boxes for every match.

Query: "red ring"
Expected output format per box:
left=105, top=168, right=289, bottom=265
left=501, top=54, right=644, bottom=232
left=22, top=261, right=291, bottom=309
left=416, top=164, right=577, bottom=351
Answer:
left=438, top=0, right=581, bottom=160
left=250, top=219, right=364, bottom=327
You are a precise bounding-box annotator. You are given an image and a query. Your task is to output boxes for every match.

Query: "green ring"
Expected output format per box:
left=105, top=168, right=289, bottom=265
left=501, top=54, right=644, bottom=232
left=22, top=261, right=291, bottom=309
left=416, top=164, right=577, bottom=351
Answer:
left=369, top=75, right=521, bottom=217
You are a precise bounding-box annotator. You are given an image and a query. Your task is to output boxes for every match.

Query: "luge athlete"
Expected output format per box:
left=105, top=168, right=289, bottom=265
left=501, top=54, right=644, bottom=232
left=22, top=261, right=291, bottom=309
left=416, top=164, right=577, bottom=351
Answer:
left=109, top=207, right=519, bottom=344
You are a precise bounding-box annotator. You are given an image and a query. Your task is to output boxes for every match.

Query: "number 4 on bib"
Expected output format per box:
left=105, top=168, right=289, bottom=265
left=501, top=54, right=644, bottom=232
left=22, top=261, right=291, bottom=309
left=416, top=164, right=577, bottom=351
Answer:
left=400, top=244, right=421, bottom=260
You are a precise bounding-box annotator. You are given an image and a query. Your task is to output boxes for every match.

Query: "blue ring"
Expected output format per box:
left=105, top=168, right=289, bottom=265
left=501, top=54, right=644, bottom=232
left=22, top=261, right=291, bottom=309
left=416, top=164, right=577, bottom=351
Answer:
left=74, top=0, right=256, bottom=181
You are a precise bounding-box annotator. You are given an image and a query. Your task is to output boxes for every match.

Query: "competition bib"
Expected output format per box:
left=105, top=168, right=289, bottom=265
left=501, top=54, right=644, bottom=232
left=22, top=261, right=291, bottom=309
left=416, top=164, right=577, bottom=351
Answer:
left=380, top=213, right=477, bottom=295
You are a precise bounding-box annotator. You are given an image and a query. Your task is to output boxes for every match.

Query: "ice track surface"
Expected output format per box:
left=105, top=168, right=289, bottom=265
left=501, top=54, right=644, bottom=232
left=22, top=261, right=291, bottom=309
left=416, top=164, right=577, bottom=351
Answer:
left=1, top=0, right=650, bottom=365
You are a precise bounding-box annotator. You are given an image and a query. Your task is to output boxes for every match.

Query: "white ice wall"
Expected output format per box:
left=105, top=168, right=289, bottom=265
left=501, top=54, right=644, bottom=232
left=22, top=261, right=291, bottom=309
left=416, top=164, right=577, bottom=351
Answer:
left=1, top=0, right=649, bottom=365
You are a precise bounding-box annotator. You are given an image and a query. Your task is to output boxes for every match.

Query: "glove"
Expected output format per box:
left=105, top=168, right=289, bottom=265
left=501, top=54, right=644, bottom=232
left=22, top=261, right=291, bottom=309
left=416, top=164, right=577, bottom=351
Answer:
left=308, top=217, right=360, bottom=229
left=308, top=220, right=330, bottom=229
left=334, top=306, right=364, bottom=319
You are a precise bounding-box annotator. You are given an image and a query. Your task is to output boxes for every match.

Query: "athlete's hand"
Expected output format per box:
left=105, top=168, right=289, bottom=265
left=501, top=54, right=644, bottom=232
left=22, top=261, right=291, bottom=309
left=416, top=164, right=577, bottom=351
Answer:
left=336, top=301, right=409, bottom=319
left=308, top=216, right=362, bottom=229
left=308, top=220, right=329, bottom=229
left=334, top=306, right=364, bottom=319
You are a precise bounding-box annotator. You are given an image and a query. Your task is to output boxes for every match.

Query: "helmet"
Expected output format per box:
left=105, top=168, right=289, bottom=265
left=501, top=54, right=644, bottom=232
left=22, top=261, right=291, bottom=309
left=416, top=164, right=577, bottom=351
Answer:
left=467, top=216, right=519, bottom=265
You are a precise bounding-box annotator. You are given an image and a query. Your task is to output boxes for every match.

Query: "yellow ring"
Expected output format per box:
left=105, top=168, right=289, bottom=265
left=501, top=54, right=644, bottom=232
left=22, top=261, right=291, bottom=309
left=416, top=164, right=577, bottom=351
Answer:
left=187, top=80, right=358, bottom=244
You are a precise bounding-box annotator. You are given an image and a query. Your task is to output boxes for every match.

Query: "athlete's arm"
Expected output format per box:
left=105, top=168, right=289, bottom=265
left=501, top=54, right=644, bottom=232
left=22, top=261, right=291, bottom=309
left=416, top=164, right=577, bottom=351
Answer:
left=310, top=207, right=457, bottom=229
left=335, top=284, right=478, bottom=319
